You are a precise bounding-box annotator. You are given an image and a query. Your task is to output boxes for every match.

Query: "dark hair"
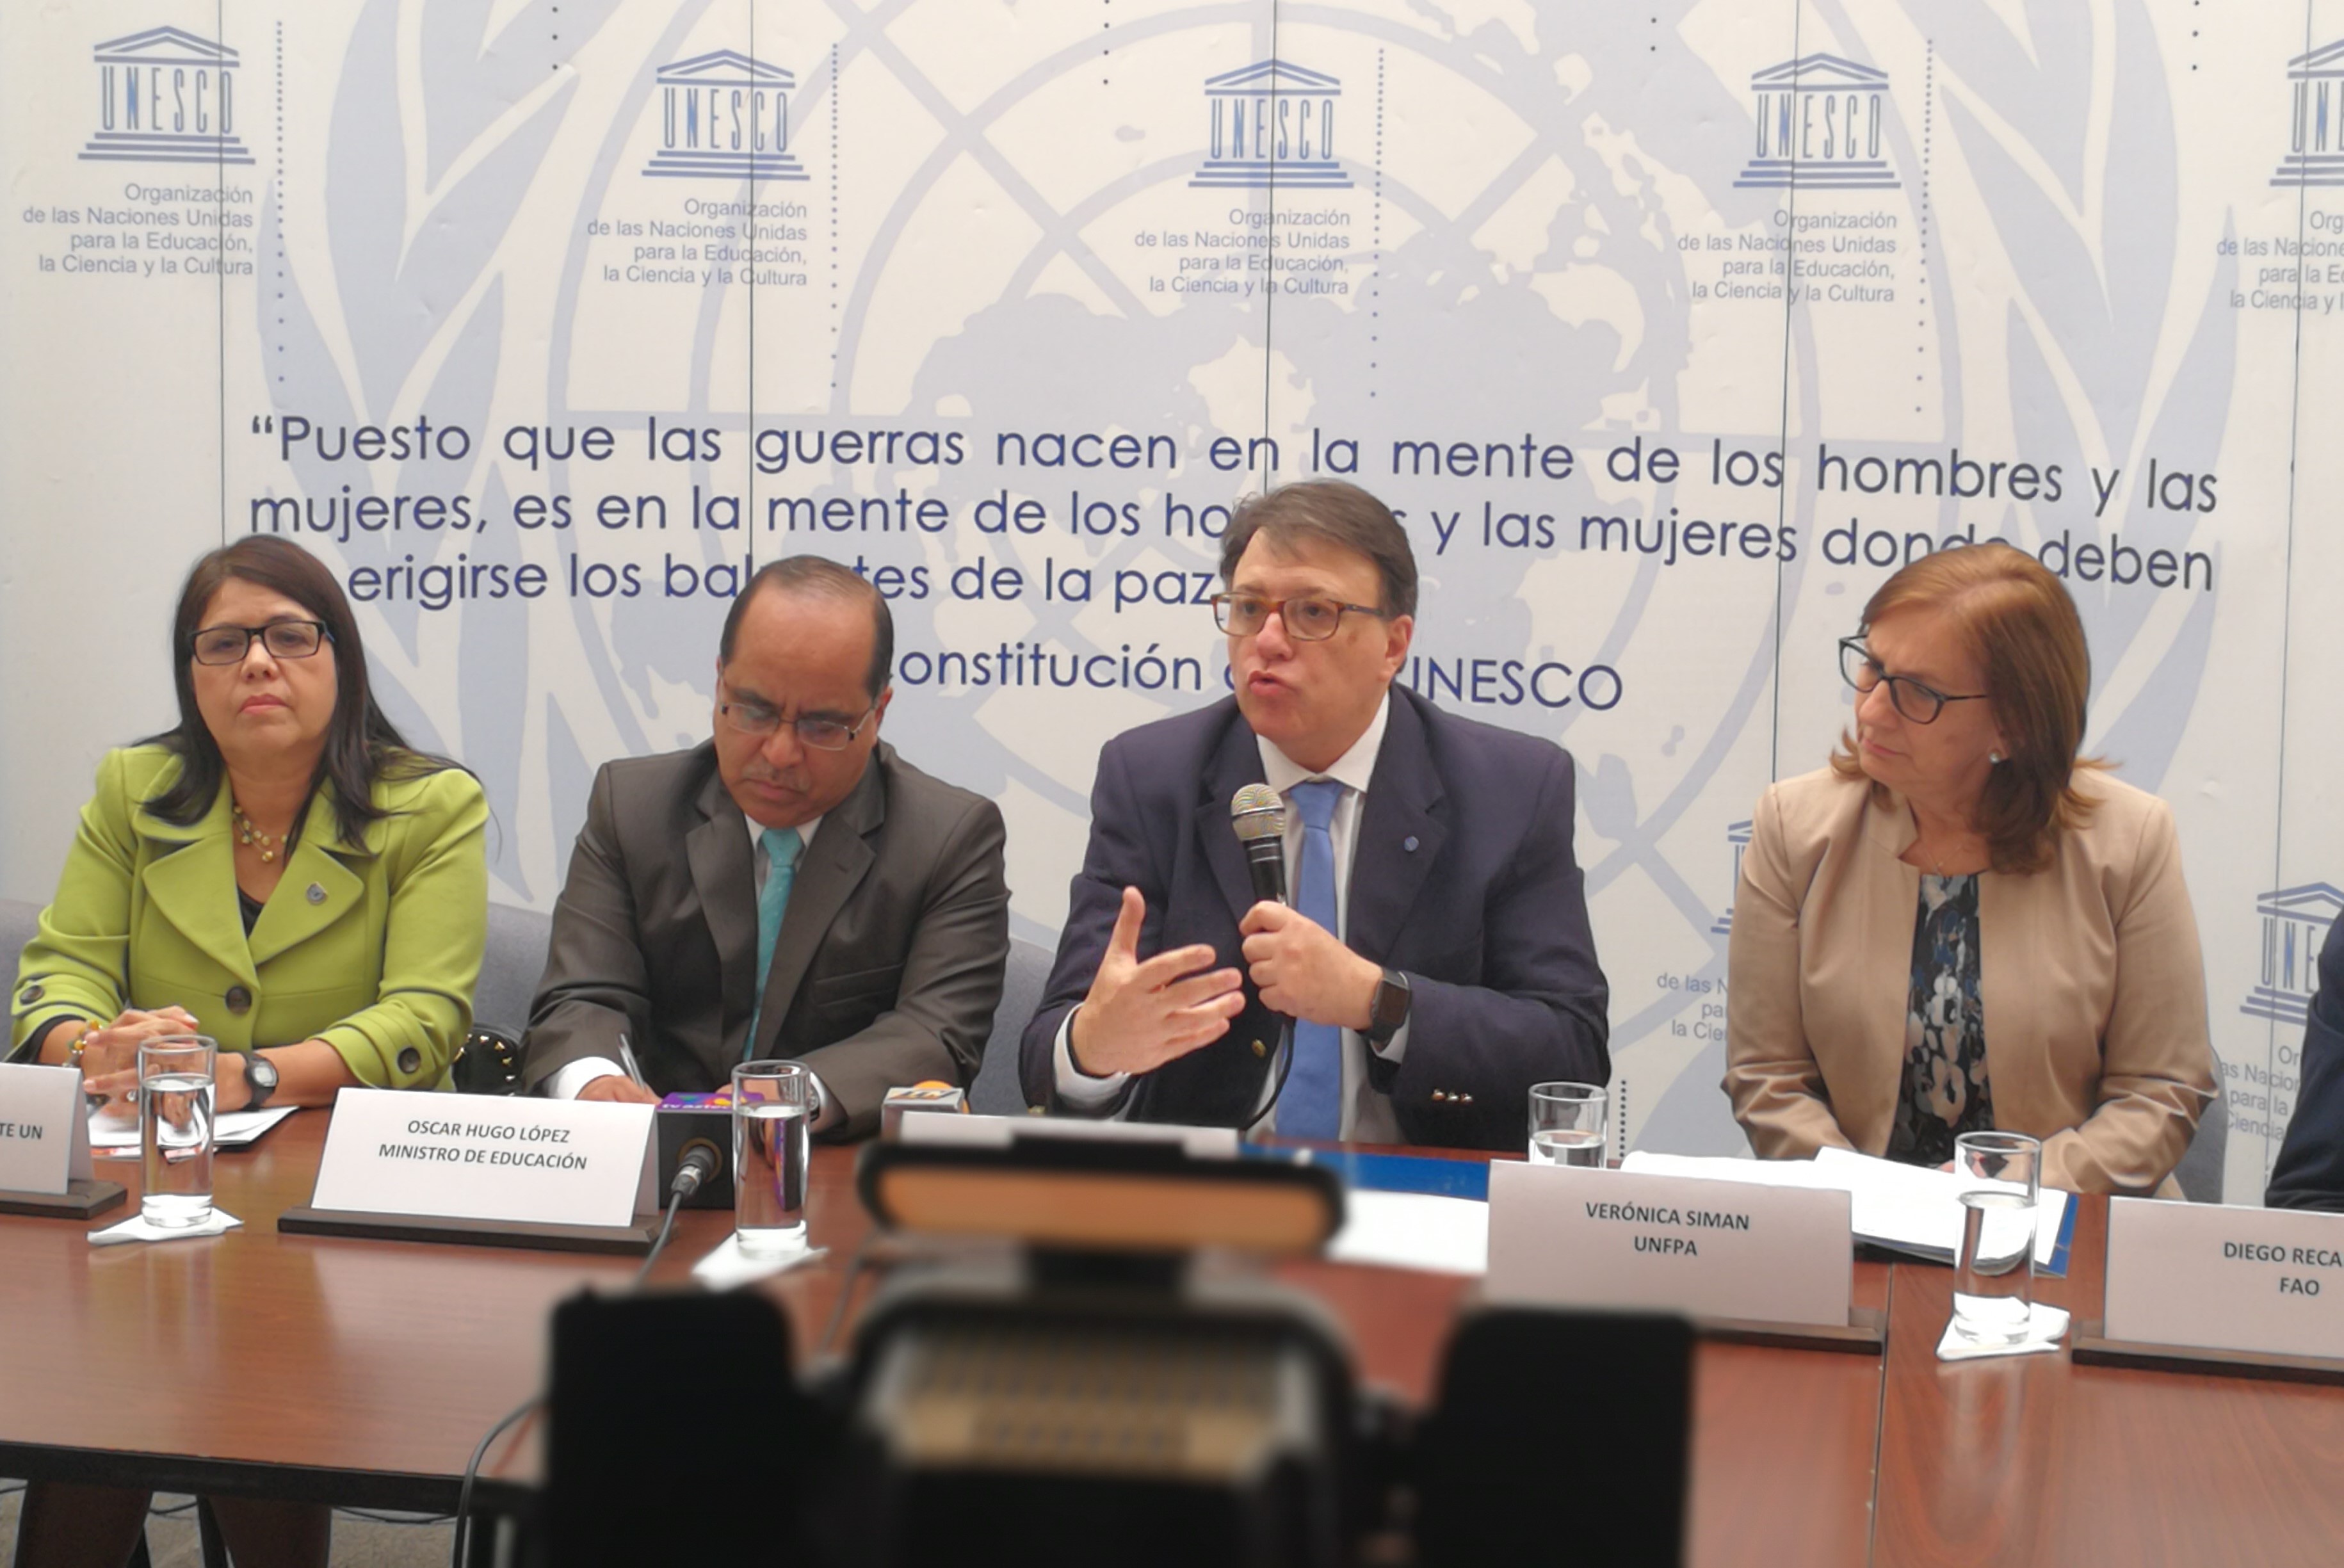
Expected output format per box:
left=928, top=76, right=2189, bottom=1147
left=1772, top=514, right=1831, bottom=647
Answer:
left=142, top=537, right=455, bottom=849
left=1217, top=480, right=1418, bottom=618
left=718, top=555, right=894, bottom=699
left=1828, top=542, right=2101, bottom=873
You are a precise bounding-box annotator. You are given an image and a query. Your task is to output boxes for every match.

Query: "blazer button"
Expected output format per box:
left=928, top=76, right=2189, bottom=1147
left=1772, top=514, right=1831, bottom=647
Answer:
left=1459, top=1094, right=1475, bottom=1105
left=17, top=983, right=42, bottom=1006
left=1403, top=836, right=1420, bottom=853
left=224, top=985, right=253, bottom=1015
left=396, top=1047, right=422, bottom=1075
left=1432, top=1090, right=1448, bottom=1102
left=305, top=883, right=327, bottom=905
left=1251, top=1039, right=1267, bottom=1058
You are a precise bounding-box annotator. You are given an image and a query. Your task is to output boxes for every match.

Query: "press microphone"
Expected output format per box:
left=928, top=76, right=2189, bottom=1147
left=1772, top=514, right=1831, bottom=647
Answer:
left=1231, top=784, right=1288, bottom=906
left=670, top=1140, right=720, bottom=1200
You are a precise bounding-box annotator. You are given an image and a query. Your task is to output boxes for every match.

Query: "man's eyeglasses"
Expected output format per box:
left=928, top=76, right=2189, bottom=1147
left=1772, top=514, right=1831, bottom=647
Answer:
left=717, top=688, right=877, bottom=752
left=1838, top=636, right=1987, bottom=725
left=191, top=620, right=332, bottom=667
left=1210, top=593, right=1385, bottom=642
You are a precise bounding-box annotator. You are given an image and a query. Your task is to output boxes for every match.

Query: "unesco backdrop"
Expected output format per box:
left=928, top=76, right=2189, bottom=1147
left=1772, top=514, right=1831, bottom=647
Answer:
left=2, top=2, right=2333, bottom=1203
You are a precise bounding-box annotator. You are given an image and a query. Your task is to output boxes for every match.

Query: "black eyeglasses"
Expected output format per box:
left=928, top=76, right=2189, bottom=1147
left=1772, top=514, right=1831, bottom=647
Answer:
left=1210, top=593, right=1385, bottom=642
left=716, top=686, right=877, bottom=752
left=1838, top=636, right=1987, bottom=725
left=191, top=620, right=332, bottom=667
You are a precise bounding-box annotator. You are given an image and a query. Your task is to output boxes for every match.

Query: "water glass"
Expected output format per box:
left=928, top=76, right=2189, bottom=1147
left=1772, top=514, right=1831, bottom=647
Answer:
left=1952, top=1130, right=2041, bottom=1345
left=140, top=1035, right=217, bottom=1229
left=1527, top=1082, right=1608, bottom=1167
left=732, top=1060, right=811, bottom=1254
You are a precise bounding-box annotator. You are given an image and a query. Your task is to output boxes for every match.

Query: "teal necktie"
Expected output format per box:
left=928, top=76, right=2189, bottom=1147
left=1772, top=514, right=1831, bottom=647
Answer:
left=746, top=825, right=803, bottom=1056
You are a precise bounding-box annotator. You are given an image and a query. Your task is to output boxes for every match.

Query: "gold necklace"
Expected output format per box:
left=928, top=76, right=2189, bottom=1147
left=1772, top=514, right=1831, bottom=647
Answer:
left=231, top=799, right=283, bottom=863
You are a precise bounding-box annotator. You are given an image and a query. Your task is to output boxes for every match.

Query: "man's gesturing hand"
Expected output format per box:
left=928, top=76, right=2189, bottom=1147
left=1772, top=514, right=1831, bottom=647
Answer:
left=1069, top=887, right=1246, bottom=1078
left=1239, top=901, right=1380, bottom=1031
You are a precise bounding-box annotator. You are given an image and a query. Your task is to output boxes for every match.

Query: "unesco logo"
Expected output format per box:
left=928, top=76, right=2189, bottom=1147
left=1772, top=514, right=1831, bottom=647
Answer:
left=2240, top=884, right=2344, bottom=1026
left=2271, top=42, right=2344, bottom=186
left=641, top=51, right=807, bottom=182
left=1710, top=821, right=1754, bottom=937
left=79, top=28, right=256, bottom=167
left=1189, top=60, right=1352, bottom=190
left=1733, top=54, right=1898, bottom=191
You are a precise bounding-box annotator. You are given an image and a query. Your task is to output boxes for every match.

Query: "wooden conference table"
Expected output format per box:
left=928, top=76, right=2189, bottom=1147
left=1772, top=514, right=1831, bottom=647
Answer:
left=1, top=1110, right=2341, bottom=1565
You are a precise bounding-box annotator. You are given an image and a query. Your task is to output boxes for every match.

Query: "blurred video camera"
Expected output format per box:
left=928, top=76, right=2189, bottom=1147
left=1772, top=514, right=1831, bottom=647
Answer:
left=540, top=1135, right=1692, bottom=1567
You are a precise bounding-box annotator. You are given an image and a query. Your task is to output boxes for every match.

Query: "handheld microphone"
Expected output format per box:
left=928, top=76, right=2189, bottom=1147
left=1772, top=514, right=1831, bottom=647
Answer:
left=1231, top=784, right=1298, bottom=1124
left=1230, top=784, right=1289, bottom=905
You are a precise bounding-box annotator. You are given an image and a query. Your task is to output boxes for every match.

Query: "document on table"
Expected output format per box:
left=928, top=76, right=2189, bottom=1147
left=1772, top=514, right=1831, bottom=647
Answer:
left=1619, top=1146, right=2070, bottom=1270
left=88, top=1105, right=297, bottom=1151
left=1326, top=1189, right=1489, bottom=1276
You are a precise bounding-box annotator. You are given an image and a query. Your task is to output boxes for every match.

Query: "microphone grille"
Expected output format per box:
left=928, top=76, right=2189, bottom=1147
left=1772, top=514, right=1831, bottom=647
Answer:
left=1231, top=783, right=1286, bottom=842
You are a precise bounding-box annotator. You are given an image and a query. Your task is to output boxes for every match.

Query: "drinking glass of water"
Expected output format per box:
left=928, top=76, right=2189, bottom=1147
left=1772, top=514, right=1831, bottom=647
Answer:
left=1527, top=1082, right=1608, bottom=1167
left=140, top=1035, right=216, bottom=1229
left=1952, top=1130, right=2041, bottom=1345
left=732, top=1060, right=811, bottom=1254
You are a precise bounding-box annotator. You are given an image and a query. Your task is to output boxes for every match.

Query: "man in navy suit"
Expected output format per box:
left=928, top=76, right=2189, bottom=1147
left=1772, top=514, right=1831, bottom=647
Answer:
left=1018, top=480, right=1609, bottom=1149
left=2268, top=911, right=2344, bottom=1209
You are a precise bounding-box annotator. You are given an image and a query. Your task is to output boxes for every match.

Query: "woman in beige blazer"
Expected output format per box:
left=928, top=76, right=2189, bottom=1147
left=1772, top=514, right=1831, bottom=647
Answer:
left=1725, top=544, right=2213, bottom=1195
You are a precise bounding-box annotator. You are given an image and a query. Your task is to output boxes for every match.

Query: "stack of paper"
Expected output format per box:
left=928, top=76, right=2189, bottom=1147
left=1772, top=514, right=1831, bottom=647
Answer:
left=1325, top=1190, right=1489, bottom=1275
left=88, top=1105, right=298, bottom=1152
left=1619, top=1146, right=2070, bottom=1268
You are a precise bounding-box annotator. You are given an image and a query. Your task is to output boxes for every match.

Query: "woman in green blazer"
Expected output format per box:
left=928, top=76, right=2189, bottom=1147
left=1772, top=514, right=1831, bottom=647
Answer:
left=6, top=535, right=485, bottom=1568
left=11, top=538, right=486, bottom=1104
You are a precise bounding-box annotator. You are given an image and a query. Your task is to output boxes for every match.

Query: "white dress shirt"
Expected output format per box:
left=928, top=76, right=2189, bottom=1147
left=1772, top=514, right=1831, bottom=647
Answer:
left=548, top=809, right=837, bottom=1127
left=1053, top=693, right=1410, bottom=1140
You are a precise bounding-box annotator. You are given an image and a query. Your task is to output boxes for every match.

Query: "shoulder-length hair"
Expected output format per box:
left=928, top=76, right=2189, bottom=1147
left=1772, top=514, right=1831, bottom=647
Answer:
left=1829, top=543, right=2101, bottom=874
left=142, top=537, right=457, bottom=849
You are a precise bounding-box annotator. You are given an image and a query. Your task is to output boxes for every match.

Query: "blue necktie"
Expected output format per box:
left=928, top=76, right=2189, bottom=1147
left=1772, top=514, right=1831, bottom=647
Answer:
left=746, top=825, right=802, bottom=1056
left=1281, top=780, right=1345, bottom=1139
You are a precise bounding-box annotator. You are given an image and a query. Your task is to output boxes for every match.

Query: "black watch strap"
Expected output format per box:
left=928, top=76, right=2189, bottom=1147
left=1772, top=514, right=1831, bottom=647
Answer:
left=1366, top=968, right=1412, bottom=1045
left=242, top=1051, right=279, bottom=1110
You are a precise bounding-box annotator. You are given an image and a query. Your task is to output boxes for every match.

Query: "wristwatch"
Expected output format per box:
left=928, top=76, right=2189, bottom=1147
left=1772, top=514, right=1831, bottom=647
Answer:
left=241, top=1051, right=280, bottom=1111
left=1365, top=967, right=1412, bottom=1046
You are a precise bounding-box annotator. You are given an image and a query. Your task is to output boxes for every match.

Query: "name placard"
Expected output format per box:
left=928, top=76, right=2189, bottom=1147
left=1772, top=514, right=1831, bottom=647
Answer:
left=309, top=1088, right=656, bottom=1228
left=1486, top=1163, right=1854, bottom=1329
left=2103, top=1198, right=2344, bottom=1361
left=0, top=1062, right=93, bottom=1195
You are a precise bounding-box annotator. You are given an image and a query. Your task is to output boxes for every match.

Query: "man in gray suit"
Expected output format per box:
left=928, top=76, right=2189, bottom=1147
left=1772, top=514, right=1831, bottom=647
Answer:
left=520, top=556, right=1010, bottom=1139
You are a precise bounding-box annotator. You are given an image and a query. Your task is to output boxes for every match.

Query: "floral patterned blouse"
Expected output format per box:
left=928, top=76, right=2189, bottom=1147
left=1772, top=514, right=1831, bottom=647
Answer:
left=1886, top=873, right=1993, bottom=1168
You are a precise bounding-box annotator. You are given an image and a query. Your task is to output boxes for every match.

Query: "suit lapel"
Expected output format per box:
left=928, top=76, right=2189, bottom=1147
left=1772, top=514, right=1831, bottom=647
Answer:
left=685, top=768, right=758, bottom=1074
left=1193, top=718, right=1270, bottom=925
left=1829, top=786, right=1924, bottom=1151
left=753, top=750, right=883, bottom=1056
left=246, top=789, right=365, bottom=967
left=1346, top=693, right=1448, bottom=964
left=138, top=788, right=259, bottom=990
